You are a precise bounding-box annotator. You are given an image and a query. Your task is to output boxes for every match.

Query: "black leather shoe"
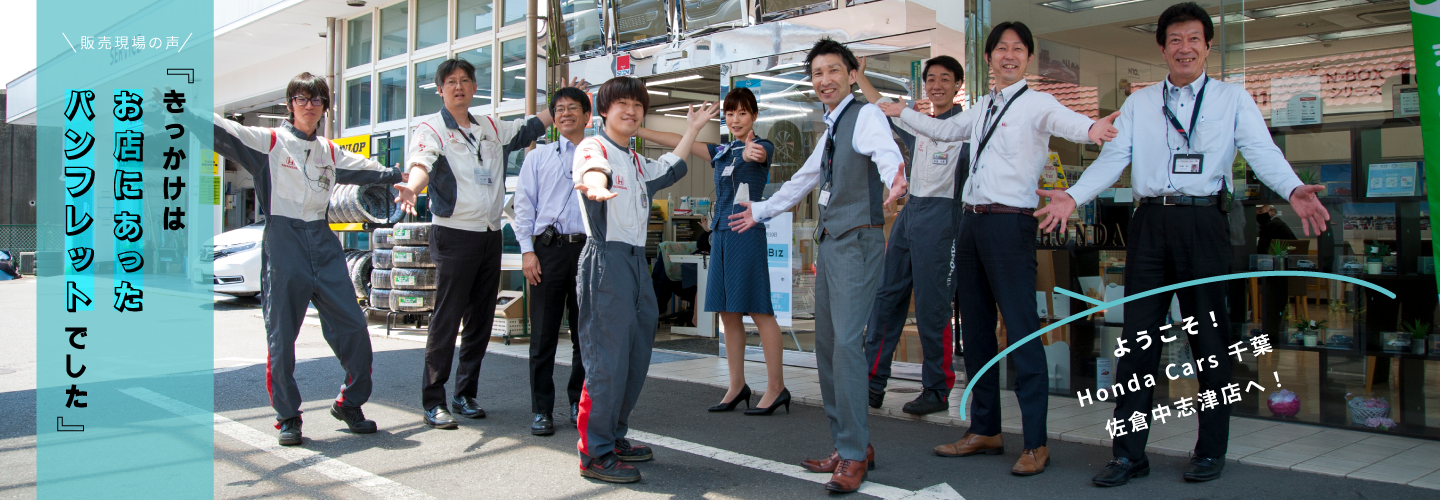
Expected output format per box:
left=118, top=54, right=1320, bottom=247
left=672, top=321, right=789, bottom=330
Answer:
left=868, top=388, right=885, bottom=409
left=533, top=413, right=555, bottom=436
left=330, top=403, right=378, bottom=433
left=277, top=417, right=302, bottom=446
left=424, top=406, right=459, bottom=429
left=901, top=390, right=948, bottom=416
left=614, top=438, right=654, bottom=462
left=1092, top=457, right=1150, bottom=487
left=451, top=396, right=486, bottom=419
left=1183, top=457, right=1225, bottom=482
left=580, top=453, right=641, bottom=483
left=570, top=403, right=580, bottom=426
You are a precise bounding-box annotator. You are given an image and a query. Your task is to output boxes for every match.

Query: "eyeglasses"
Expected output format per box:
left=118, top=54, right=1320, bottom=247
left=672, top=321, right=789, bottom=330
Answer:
left=442, top=79, right=475, bottom=89
left=290, top=96, right=326, bottom=107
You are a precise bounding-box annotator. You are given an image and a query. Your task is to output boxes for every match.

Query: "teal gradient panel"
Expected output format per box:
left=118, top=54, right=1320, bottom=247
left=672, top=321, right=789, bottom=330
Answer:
left=37, top=1, right=215, bottom=498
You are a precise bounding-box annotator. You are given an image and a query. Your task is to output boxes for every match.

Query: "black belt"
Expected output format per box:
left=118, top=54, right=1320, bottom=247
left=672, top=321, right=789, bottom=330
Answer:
left=557, top=233, right=586, bottom=243
left=1139, top=195, right=1219, bottom=207
left=963, top=204, right=1035, bottom=216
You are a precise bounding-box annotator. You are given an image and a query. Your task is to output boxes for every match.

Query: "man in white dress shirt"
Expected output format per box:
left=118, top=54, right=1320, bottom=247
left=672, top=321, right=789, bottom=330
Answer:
left=730, top=39, right=907, bottom=493
left=877, top=21, right=1118, bottom=476
left=1031, top=2, right=1329, bottom=487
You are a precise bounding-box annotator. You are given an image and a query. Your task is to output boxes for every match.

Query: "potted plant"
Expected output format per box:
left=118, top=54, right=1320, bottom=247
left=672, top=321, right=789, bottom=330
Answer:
left=1270, top=241, right=1292, bottom=271
left=1365, top=242, right=1391, bottom=275
left=1406, top=320, right=1430, bottom=355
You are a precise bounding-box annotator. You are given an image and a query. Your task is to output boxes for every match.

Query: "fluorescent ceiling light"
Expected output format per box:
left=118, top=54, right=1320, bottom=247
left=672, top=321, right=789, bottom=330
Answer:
left=258, top=114, right=288, bottom=120
left=648, top=74, right=704, bottom=86
left=745, top=74, right=812, bottom=86
left=756, top=112, right=809, bottom=122
left=759, top=90, right=813, bottom=100
left=648, top=90, right=669, bottom=96
left=654, top=104, right=694, bottom=112
left=1248, top=0, right=1373, bottom=19
left=669, top=90, right=719, bottom=101
left=1039, top=0, right=1149, bottom=13
left=1226, top=23, right=1411, bottom=51
left=758, top=102, right=810, bottom=113
left=661, top=113, right=720, bottom=122
left=419, top=83, right=437, bottom=89
left=501, top=63, right=526, bottom=72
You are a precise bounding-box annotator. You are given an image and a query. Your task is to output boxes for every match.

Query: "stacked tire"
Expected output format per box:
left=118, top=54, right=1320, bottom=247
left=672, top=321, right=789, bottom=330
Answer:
left=387, top=223, right=437, bottom=312
left=343, top=250, right=373, bottom=300
left=328, top=184, right=404, bottom=224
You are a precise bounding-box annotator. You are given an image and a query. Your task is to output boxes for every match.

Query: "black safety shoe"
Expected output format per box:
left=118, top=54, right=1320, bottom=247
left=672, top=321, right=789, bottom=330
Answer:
left=277, top=417, right=303, bottom=446
left=614, top=438, right=654, bottom=462
left=570, top=402, right=580, bottom=426
left=868, top=388, right=885, bottom=409
left=901, top=390, right=948, bottom=416
left=330, top=403, right=378, bottom=434
left=533, top=413, right=555, bottom=436
left=1093, top=457, right=1150, bottom=487
left=1183, top=457, right=1225, bottom=482
left=580, top=453, right=641, bottom=483
left=424, top=406, right=459, bottom=429
left=451, top=396, right=486, bottom=419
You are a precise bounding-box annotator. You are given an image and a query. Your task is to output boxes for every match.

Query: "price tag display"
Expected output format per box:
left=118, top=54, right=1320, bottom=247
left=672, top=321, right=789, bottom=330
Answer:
left=394, top=275, right=415, bottom=286
left=394, top=229, right=411, bottom=239
left=394, top=251, right=413, bottom=263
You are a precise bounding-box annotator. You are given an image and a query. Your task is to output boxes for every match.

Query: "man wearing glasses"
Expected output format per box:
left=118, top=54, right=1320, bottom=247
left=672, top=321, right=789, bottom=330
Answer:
left=394, top=58, right=583, bottom=429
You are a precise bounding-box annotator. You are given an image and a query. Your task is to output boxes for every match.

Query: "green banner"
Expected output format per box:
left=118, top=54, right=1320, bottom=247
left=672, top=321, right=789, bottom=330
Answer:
left=1416, top=1, right=1440, bottom=303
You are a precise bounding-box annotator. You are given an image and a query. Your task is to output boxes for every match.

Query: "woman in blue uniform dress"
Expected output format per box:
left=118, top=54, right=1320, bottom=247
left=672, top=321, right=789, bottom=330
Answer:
left=637, top=88, right=790, bottom=415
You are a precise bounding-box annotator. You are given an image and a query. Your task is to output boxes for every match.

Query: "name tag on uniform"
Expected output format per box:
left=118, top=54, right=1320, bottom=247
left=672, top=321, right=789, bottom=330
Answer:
left=818, top=189, right=831, bottom=207
left=475, top=167, right=495, bottom=185
left=722, top=165, right=735, bottom=177
left=932, top=152, right=949, bottom=165
left=1172, top=153, right=1203, bottom=174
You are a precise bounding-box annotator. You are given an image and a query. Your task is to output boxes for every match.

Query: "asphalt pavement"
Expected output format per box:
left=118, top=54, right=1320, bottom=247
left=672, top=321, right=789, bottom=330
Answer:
left=1, top=279, right=1434, bottom=499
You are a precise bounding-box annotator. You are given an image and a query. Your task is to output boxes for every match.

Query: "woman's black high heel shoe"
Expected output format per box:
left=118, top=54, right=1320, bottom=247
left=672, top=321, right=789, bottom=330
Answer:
left=744, top=388, right=791, bottom=416
left=708, top=384, right=752, bottom=412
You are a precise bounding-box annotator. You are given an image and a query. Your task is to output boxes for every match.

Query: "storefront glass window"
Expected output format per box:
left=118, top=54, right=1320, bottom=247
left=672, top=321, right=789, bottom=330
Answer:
left=503, top=0, right=526, bottom=26
left=612, top=0, right=669, bottom=47
left=379, top=2, right=408, bottom=61
left=374, top=134, right=405, bottom=171
left=559, top=0, right=604, bottom=57
left=345, top=76, right=371, bottom=128
left=414, top=0, right=448, bottom=50
left=760, top=0, right=832, bottom=23
left=378, top=66, right=407, bottom=123
left=457, top=0, right=494, bottom=39
left=457, top=45, right=495, bottom=107
left=414, top=57, right=445, bottom=117
left=500, top=38, right=526, bottom=102
left=346, top=13, right=372, bottom=68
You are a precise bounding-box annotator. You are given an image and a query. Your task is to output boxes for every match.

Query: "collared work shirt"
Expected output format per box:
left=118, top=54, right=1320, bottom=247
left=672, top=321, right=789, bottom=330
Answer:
left=1066, top=72, right=1304, bottom=206
left=408, top=108, right=544, bottom=232
left=513, top=136, right=585, bottom=253
left=881, top=98, right=964, bottom=199
left=572, top=132, right=687, bottom=247
left=898, top=79, right=1094, bottom=209
left=751, top=94, right=904, bottom=222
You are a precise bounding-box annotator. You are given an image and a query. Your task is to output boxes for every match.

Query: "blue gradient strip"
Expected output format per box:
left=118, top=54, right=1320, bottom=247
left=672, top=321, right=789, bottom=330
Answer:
left=957, top=271, right=1396, bottom=420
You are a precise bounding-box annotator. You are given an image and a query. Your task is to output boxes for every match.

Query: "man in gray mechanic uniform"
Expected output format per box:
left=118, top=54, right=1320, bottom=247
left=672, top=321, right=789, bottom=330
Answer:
left=854, top=55, right=968, bottom=416
left=211, top=72, right=407, bottom=446
left=396, top=59, right=582, bottom=429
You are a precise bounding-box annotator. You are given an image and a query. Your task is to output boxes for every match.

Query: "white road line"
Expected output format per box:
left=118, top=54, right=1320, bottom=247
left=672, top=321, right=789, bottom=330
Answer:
left=121, top=387, right=435, bottom=500
left=628, top=430, right=963, bottom=500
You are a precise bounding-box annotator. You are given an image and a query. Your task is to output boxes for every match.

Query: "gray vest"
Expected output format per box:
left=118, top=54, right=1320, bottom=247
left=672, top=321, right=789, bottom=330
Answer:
left=817, top=101, right=886, bottom=239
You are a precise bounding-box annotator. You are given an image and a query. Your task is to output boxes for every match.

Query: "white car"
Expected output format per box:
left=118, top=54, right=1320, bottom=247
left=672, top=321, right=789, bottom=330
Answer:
left=211, top=221, right=265, bottom=299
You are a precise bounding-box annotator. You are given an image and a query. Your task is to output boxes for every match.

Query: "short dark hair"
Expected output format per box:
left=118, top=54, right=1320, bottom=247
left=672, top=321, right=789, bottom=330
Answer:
left=1156, top=2, right=1214, bottom=46
left=805, top=38, right=859, bottom=77
left=594, top=77, right=650, bottom=118
left=434, top=58, right=476, bottom=88
left=722, top=87, right=758, bottom=115
left=286, top=72, right=330, bottom=118
left=984, top=22, right=1035, bottom=57
left=922, top=55, right=964, bottom=84
left=550, top=86, right=592, bottom=115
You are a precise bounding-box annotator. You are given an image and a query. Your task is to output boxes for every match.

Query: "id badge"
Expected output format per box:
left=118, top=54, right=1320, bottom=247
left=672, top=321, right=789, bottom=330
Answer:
left=1171, top=153, right=1203, bottom=174
left=722, top=165, right=735, bottom=177
left=475, top=167, right=495, bottom=186
left=818, top=189, right=832, bottom=207
left=932, top=152, right=948, bottom=165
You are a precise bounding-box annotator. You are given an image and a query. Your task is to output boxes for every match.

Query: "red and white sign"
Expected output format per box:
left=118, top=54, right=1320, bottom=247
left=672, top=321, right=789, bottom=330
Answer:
left=615, top=54, right=632, bottom=77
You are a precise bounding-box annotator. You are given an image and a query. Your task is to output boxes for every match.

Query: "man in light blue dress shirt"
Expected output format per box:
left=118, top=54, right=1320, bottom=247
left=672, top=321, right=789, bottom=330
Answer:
left=513, top=86, right=593, bottom=437
left=1033, top=2, right=1329, bottom=487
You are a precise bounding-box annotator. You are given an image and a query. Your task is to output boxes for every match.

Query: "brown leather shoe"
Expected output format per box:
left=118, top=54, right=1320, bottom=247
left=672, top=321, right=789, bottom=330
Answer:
left=934, top=433, right=1004, bottom=457
left=824, top=459, right=868, bottom=493
left=1011, top=446, right=1050, bottom=476
left=800, top=445, right=876, bottom=473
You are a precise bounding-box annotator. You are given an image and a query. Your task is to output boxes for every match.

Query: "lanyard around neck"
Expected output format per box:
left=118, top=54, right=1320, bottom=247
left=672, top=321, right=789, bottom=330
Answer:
left=972, top=86, right=1027, bottom=168
left=1162, top=77, right=1208, bottom=150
